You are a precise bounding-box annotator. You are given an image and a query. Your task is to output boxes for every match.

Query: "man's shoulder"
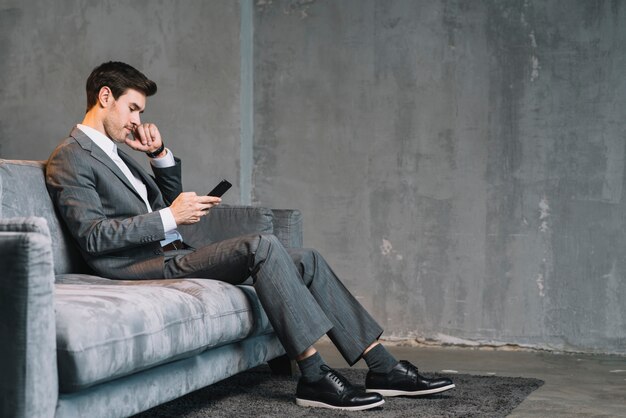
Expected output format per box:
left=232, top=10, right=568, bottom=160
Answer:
left=48, top=136, right=80, bottom=163
left=46, top=132, right=94, bottom=178
left=57, top=135, right=80, bottom=149
left=49, top=130, right=91, bottom=157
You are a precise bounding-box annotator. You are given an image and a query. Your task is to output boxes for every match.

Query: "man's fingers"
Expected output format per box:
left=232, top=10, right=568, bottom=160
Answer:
left=148, top=124, right=160, bottom=142
left=197, top=196, right=221, bottom=211
left=200, top=196, right=222, bottom=204
left=171, top=192, right=221, bottom=225
left=134, top=125, right=147, bottom=145
left=133, top=123, right=160, bottom=147
left=143, top=123, right=160, bottom=145
left=186, top=194, right=220, bottom=213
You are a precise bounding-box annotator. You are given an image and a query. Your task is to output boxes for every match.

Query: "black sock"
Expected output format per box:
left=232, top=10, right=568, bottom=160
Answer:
left=363, top=344, right=399, bottom=374
left=297, top=352, right=327, bottom=382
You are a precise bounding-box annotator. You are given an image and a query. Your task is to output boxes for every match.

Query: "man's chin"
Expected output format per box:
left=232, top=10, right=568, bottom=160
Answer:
left=106, top=136, right=125, bottom=145
left=111, top=132, right=130, bottom=143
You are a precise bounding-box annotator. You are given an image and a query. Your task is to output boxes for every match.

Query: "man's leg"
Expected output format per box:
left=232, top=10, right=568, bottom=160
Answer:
left=164, top=233, right=380, bottom=359
left=165, top=234, right=452, bottom=403
left=281, top=246, right=456, bottom=405
left=163, top=234, right=384, bottom=410
left=286, top=247, right=384, bottom=365
left=287, top=247, right=455, bottom=397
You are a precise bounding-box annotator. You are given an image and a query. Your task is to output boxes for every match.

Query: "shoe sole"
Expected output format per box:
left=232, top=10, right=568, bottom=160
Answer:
left=295, top=397, right=385, bottom=411
left=366, top=383, right=456, bottom=397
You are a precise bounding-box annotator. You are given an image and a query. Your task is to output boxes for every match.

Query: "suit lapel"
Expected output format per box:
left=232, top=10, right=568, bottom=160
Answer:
left=117, top=148, right=165, bottom=209
left=70, top=127, right=151, bottom=206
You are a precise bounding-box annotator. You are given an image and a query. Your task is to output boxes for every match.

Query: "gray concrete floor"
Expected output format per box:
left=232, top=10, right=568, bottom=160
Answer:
left=316, top=340, right=626, bottom=417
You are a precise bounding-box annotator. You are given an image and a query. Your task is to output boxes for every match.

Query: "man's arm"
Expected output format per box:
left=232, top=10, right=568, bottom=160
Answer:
left=150, top=154, right=183, bottom=206
left=125, top=123, right=221, bottom=225
left=127, top=122, right=182, bottom=206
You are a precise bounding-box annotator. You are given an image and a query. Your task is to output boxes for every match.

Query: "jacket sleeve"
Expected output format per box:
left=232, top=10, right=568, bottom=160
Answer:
left=151, top=156, right=183, bottom=206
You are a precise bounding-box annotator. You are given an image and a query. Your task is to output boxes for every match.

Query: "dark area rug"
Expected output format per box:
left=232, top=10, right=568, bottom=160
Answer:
left=134, top=366, right=543, bottom=417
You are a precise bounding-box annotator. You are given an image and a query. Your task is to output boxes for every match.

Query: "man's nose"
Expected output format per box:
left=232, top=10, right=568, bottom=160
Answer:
left=131, top=114, right=141, bottom=126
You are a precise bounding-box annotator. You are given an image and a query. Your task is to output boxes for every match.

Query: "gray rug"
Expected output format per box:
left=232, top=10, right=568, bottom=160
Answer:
left=134, top=366, right=543, bottom=417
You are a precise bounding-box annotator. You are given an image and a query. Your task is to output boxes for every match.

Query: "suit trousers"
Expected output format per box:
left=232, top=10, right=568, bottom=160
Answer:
left=162, top=233, right=383, bottom=365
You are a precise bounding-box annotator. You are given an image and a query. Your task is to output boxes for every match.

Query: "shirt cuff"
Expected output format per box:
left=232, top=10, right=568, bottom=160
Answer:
left=159, top=207, right=178, bottom=233
left=149, top=148, right=175, bottom=168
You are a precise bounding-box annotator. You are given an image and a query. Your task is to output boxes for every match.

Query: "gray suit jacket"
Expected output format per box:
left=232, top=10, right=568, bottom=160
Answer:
left=46, top=126, right=183, bottom=279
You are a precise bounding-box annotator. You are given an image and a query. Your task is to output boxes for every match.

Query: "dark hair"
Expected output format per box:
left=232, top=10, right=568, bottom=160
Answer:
left=85, top=61, right=157, bottom=111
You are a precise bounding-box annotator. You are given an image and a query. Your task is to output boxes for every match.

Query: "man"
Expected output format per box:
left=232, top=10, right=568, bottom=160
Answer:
left=46, top=61, right=454, bottom=411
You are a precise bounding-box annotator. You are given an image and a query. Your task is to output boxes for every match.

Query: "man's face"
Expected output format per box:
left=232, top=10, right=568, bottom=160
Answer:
left=102, top=88, right=146, bottom=143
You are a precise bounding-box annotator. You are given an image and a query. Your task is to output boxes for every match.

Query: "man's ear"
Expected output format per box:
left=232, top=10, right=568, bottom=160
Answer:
left=98, top=86, right=113, bottom=108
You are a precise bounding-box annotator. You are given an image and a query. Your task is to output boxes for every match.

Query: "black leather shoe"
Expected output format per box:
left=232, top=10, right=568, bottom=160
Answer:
left=296, top=365, right=385, bottom=410
left=365, top=360, right=455, bottom=397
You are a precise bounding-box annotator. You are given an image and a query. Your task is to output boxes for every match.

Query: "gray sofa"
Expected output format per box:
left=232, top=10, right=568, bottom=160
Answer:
left=0, top=159, right=302, bottom=417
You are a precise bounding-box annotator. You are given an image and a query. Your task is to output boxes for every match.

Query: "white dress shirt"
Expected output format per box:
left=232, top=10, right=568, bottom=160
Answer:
left=77, top=124, right=182, bottom=246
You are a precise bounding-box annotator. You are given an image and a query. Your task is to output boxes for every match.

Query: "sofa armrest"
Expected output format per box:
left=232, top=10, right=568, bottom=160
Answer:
left=270, top=209, right=303, bottom=248
left=178, top=206, right=303, bottom=250
left=0, top=217, right=58, bottom=418
left=178, top=205, right=274, bottom=248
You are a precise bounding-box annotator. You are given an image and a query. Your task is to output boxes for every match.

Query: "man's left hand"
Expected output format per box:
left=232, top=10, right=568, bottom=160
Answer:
left=126, top=123, right=165, bottom=157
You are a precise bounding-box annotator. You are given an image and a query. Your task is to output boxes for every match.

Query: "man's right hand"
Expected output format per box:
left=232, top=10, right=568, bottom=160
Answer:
left=170, top=192, right=221, bottom=225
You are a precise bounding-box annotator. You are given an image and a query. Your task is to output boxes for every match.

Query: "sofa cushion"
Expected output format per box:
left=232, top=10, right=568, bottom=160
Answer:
left=0, top=160, right=88, bottom=275
left=54, top=275, right=272, bottom=393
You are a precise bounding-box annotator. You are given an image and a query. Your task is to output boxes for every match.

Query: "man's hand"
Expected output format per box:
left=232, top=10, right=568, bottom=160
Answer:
left=170, top=192, right=222, bottom=225
left=125, top=123, right=165, bottom=157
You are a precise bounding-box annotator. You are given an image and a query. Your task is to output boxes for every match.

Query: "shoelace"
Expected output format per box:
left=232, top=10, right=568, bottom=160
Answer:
left=399, top=360, right=420, bottom=383
left=320, top=365, right=351, bottom=390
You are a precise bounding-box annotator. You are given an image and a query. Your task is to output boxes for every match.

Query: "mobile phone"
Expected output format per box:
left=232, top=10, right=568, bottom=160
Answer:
left=207, top=179, right=232, bottom=197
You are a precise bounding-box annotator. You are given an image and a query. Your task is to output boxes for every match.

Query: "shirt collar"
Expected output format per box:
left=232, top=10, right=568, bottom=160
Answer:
left=77, top=124, right=118, bottom=157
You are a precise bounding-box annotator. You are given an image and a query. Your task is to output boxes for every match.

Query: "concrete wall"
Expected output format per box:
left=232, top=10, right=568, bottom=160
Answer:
left=1, top=0, right=624, bottom=355
left=0, top=0, right=242, bottom=200
left=254, top=0, right=626, bottom=354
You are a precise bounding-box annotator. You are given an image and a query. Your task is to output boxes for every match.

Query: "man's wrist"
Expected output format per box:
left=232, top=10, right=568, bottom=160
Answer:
left=146, top=141, right=165, bottom=158
left=149, top=147, right=175, bottom=168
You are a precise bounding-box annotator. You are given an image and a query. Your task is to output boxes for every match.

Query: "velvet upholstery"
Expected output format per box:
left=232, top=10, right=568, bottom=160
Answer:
left=270, top=209, right=303, bottom=248
left=55, top=333, right=286, bottom=418
left=0, top=159, right=301, bottom=417
left=0, top=218, right=58, bottom=418
left=55, top=275, right=273, bottom=392
left=177, top=205, right=275, bottom=249
left=0, top=160, right=89, bottom=275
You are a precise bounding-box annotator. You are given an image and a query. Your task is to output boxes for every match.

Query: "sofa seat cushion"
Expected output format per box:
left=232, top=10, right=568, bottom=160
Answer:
left=54, top=274, right=272, bottom=393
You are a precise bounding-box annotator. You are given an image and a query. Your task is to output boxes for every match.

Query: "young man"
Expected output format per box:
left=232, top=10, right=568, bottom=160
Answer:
left=46, top=61, right=455, bottom=411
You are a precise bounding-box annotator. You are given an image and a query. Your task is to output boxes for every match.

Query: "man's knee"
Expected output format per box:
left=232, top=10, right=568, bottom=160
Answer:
left=233, top=233, right=278, bottom=254
left=251, top=233, right=284, bottom=266
left=286, top=248, right=321, bottom=286
left=257, top=233, right=282, bottom=251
